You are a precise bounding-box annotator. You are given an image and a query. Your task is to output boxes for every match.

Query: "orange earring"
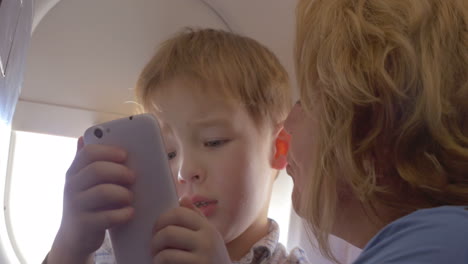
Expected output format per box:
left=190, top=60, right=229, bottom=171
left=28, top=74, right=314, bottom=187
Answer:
left=273, top=129, right=290, bottom=169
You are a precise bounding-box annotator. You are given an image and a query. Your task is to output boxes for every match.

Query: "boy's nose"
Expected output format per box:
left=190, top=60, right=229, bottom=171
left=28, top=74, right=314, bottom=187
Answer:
left=177, top=162, right=205, bottom=184
left=177, top=173, right=202, bottom=184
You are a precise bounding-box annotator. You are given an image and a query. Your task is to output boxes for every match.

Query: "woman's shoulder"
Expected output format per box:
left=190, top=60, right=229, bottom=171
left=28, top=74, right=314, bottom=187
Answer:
left=354, top=206, right=468, bottom=264
left=390, top=205, right=468, bottom=230
left=408, top=205, right=468, bottom=218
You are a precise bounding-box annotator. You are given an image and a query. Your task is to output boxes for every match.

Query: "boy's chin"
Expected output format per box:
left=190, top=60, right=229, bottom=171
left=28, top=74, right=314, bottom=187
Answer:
left=210, top=215, right=245, bottom=244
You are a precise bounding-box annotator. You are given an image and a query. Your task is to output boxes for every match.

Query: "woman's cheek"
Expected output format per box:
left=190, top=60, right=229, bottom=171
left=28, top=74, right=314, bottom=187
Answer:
left=291, top=184, right=304, bottom=216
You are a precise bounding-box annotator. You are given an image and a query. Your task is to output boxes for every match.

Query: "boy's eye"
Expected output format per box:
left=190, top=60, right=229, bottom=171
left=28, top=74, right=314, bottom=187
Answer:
left=167, top=151, right=177, bottom=160
left=204, top=139, right=230, bottom=148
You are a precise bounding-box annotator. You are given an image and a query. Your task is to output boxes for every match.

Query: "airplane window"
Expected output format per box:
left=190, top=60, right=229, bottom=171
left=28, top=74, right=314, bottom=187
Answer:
left=6, top=131, right=76, bottom=264
left=268, top=173, right=293, bottom=246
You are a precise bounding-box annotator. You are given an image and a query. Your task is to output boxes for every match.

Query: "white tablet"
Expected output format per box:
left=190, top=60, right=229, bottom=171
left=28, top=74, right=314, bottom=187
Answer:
left=84, top=113, right=178, bottom=264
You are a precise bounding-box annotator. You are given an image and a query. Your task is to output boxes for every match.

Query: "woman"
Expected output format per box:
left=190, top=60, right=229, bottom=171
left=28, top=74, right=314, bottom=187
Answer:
left=285, top=0, right=468, bottom=263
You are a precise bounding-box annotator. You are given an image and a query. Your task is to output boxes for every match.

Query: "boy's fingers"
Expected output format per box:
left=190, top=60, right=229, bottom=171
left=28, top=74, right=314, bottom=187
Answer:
left=179, top=197, right=194, bottom=209
left=67, top=144, right=127, bottom=177
left=152, top=225, right=196, bottom=255
left=153, top=207, right=201, bottom=234
left=75, top=184, right=133, bottom=211
left=86, top=206, right=134, bottom=231
left=66, top=136, right=85, bottom=177
left=179, top=197, right=204, bottom=217
left=69, top=161, right=135, bottom=192
left=153, top=249, right=194, bottom=264
left=77, top=137, right=85, bottom=153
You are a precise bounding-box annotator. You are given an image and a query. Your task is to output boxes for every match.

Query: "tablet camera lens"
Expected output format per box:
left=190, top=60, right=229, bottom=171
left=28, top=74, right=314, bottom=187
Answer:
left=94, top=128, right=103, bottom=139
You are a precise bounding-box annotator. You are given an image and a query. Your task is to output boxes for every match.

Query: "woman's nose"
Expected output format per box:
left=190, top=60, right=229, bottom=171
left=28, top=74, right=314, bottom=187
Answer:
left=284, top=103, right=300, bottom=135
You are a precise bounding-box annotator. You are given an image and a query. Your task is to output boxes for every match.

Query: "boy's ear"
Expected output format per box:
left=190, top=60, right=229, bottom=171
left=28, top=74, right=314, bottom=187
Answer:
left=272, top=128, right=290, bottom=170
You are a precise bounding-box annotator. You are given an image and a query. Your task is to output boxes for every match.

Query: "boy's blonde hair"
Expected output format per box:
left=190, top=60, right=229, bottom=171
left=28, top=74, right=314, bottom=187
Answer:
left=295, top=0, right=468, bottom=261
left=136, top=28, right=291, bottom=128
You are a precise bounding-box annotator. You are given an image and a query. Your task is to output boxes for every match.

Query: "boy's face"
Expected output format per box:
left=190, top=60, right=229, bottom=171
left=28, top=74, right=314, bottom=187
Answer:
left=153, top=78, right=277, bottom=243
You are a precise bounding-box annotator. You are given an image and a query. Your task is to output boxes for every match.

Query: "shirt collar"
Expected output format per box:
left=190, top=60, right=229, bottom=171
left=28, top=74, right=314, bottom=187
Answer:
left=235, top=219, right=280, bottom=264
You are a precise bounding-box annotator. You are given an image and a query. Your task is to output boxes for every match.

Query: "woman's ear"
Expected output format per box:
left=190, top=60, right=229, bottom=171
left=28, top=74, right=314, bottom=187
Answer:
left=272, top=128, right=291, bottom=170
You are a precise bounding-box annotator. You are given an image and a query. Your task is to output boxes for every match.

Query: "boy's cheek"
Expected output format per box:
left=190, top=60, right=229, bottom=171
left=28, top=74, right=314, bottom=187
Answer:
left=175, top=187, right=185, bottom=198
left=174, top=179, right=193, bottom=199
left=169, top=163, right=181, bottom=182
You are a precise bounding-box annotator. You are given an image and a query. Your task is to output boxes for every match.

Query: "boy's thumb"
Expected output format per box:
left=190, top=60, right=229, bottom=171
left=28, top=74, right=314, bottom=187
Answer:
left=179, top=197, right=204, bottom=217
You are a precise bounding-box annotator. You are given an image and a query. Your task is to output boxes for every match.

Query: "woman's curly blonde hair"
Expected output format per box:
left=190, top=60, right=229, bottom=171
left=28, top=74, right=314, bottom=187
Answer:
left=295, top=0, right=468, bottom=261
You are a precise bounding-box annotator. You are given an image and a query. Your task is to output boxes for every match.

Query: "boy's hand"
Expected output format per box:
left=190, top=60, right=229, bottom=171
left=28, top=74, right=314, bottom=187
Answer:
left=151, top=198, right=231, bottom=264
left=48, top=137, right=135, bottom=264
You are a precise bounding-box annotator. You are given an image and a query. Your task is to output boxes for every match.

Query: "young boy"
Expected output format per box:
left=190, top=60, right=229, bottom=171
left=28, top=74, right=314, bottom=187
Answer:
left=46, top=28, right=308, bottom=264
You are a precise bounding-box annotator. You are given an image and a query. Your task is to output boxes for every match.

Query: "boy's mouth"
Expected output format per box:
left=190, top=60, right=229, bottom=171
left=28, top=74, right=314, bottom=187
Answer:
left=191, top=195, right=218, bottom=217
left=194, top=200, right=217, bottom=208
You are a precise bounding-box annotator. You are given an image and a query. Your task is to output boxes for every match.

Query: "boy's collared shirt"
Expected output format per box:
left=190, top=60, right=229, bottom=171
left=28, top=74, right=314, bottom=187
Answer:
left=95, top=219, right=309, bottom=264
left=234, top=219, right=309, bottom=264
